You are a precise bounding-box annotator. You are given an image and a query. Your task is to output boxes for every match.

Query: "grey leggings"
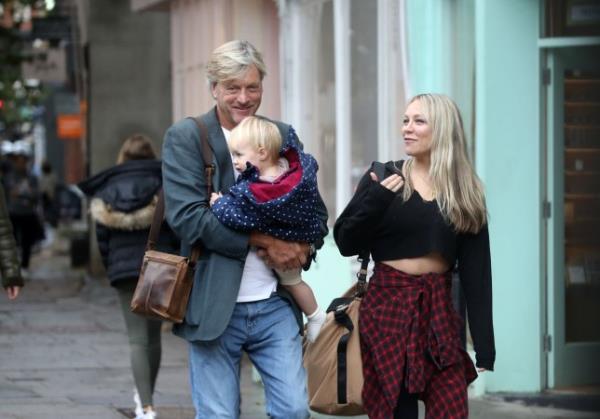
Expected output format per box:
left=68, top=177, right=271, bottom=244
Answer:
left=115, top=280, right=162, bottom=407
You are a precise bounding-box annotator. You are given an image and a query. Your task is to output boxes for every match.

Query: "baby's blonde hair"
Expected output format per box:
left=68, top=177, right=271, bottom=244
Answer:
left=230, top=116, right=281, bottom=162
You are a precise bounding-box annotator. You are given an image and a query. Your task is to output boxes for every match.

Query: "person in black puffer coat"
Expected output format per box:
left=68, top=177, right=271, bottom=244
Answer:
left=78, top=134, right=179, bottom=419
left=3, top=151, right=45, bottom=273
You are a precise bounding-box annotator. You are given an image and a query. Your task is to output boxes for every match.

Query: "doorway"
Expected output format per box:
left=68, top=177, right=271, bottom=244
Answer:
left=545, top=46, right=600, bottom=388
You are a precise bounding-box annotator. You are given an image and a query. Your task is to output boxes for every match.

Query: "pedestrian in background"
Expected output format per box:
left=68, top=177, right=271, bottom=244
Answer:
left=39, top=160, right=58, bottom=229
left=162, top=40, right=328, bottom=418
left=2, top=150, right=44, bottom=276
left=78, top=134, right=179, bottom=419
left=334, top=93, right=495, bottom=419
left=0, top=182, right=24, bottom=300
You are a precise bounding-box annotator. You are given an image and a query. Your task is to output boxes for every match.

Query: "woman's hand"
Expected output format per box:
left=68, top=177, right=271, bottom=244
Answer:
left=5, top=286, right=20, bottom=300
left=477, top=368, right=487, bottom=373
left=370, top=172, right=404, bottom=193
left=209, top=192, right=223, bottom=207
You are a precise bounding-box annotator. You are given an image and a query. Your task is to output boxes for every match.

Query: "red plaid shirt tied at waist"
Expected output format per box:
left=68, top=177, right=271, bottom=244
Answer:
left=359, top=263, right=477, bottom=415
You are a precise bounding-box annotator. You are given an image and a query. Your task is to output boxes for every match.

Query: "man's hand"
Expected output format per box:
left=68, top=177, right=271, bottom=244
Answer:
left=209, top=192, right=223, bottom=207
left=250, top=232, right=309, bottom=271
left=5, top=286, right=20, bottom=300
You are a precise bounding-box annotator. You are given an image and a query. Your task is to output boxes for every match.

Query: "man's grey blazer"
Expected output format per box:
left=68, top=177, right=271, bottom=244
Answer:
left=162, top=107, right=329, bottom=342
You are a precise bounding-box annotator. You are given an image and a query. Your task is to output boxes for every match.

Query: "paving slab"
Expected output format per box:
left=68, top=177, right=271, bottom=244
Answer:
left=1, top=234, right=598, bottom=419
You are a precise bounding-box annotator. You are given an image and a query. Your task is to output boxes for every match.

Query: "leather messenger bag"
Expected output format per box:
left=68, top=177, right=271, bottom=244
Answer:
left=131, top=117, right=214, bottom=323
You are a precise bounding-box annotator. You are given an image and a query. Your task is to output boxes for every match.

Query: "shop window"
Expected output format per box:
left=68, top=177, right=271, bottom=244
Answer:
left=350, top=0, right=378, bottom=186
left=563, top=68, right=600, bottom=342
left=545, top=0, right=600, bottom=37
left=315, top=1, right=337, bottom=220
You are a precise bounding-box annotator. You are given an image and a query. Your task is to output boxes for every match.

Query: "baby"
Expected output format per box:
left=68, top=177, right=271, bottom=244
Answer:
left=210, top=116, right=326, bottom=342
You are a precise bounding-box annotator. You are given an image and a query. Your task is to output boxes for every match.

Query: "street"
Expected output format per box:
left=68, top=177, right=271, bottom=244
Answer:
left=0, top=233, right=597, bottom=419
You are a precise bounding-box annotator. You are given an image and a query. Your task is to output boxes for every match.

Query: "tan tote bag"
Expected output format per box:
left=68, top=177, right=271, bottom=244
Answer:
left=303, top=254, right=369, bottom=416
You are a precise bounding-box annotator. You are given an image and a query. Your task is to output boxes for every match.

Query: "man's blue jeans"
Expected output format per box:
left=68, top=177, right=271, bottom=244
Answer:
left=188, top=294, right=309, bottom=418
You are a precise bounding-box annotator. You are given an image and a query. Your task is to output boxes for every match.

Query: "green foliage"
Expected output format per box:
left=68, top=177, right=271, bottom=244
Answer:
left=0, top=1, right=53, bottom=134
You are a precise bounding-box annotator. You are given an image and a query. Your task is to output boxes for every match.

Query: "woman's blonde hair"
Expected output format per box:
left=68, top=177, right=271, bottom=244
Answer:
left=230, top=116, right=281, bottom=162
left=402, top=93, right=487, bottom=233
left=206, top=40, right=267, bottom=87
left=116, top=133, right=156, bottom=164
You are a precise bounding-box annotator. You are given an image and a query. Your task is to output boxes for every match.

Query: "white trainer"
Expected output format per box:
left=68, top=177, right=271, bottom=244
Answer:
left=143, top=406, right=157, bottom=419
left=133, top=389, right=144, bottom=419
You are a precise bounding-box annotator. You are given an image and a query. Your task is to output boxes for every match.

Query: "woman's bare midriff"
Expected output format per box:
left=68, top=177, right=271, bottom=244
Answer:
left=381, top=252, right=450, bottom=275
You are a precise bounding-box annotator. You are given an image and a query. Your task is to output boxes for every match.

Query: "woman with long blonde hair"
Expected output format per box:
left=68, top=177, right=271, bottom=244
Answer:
left=334, top=94, right=495, bottom=419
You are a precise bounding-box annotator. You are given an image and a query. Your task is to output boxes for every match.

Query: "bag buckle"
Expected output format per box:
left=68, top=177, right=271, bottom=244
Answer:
left=355, top=279, right=367, bottom=298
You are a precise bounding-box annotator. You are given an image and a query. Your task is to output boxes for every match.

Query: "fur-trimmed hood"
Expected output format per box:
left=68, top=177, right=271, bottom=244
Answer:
left=77, top=159, right=162, bottom=212
left=78, top=159, right=163, bottom=230
left=90, top=196, right=157, bottom=230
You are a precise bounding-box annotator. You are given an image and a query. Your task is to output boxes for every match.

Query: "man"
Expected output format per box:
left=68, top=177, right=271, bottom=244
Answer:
left=162, top=40, right=328, bottom=418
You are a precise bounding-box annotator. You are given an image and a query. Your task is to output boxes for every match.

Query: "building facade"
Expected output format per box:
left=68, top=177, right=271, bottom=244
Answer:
left=132, top=0, right=600, bottom=394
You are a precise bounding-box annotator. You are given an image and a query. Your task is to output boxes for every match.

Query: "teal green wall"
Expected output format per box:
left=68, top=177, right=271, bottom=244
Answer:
left=406, top=0, right=543, bottom=392
left=474, top=0, right=542, bottom=392
left=406, top=0, right=476, bottom=156
left=405, top=0, right=454, bottom=95
left=317, top=0, right=544, bottom=394
left=303, top=236, right=353, bottom=312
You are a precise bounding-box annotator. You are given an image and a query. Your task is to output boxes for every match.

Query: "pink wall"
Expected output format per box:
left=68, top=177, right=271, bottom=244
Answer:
left=170, top=0, right=281, bottom=122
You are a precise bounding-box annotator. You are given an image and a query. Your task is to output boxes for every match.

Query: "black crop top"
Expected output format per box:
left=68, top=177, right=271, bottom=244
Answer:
left=333, top=160, right=495, bottom=370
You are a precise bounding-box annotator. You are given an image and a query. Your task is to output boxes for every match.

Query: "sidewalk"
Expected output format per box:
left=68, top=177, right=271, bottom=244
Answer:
left=0, top=233, right=597, bottom=419
left=0, top=235, right=192, bottom=419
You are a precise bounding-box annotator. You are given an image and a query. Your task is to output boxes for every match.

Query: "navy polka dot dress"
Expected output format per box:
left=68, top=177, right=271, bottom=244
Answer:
left=212, top=128, right=321, bottom=243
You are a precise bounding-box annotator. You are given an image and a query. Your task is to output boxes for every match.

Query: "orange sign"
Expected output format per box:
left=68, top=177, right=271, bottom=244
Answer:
left=57, top=114, right=82, bottom=140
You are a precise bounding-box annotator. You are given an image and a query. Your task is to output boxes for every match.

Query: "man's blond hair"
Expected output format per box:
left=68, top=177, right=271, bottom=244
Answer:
left=206, top=40, right=267, bottom=86
left=230, top=116, right=281, bottom=162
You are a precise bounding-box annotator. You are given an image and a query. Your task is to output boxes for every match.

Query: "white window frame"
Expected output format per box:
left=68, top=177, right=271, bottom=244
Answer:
left=280, top=0, right=410, bottom=215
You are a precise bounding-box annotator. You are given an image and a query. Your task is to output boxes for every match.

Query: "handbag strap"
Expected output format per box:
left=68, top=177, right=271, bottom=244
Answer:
left=355, top=252, right=370, bottom=297
left=334, top=254, right=368, bottom=405
left=352, top=160, right=385, bottom=296
left=334, top=307, right=354, bottom=405
left=191, top=116, right=215, bottom=196
left=145, top=117, right=214, bottom=266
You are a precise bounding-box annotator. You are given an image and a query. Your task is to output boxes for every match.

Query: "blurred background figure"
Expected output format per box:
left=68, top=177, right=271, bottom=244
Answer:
left=77, top=133, right=179, bottom=419
left=38, top=160, right=59, bottom=247
left=2, top=148, right=45, bottom=277
left=39, top=160, right=58, bottom=228
left=0, top=181, right=24, bottom=300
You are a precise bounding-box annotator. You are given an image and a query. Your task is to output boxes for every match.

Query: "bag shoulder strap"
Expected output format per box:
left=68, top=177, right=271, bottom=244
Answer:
left=356, top=253, right=369, bottom=297
left=190, top=116, right=215, bottom=195
left=145, top=117, right=213, bottom=265
left=371, top=161, right=386, bottom=181
left=354, top=159, right=406, bottom=294
left=372, top=160, right=406, bottom=182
